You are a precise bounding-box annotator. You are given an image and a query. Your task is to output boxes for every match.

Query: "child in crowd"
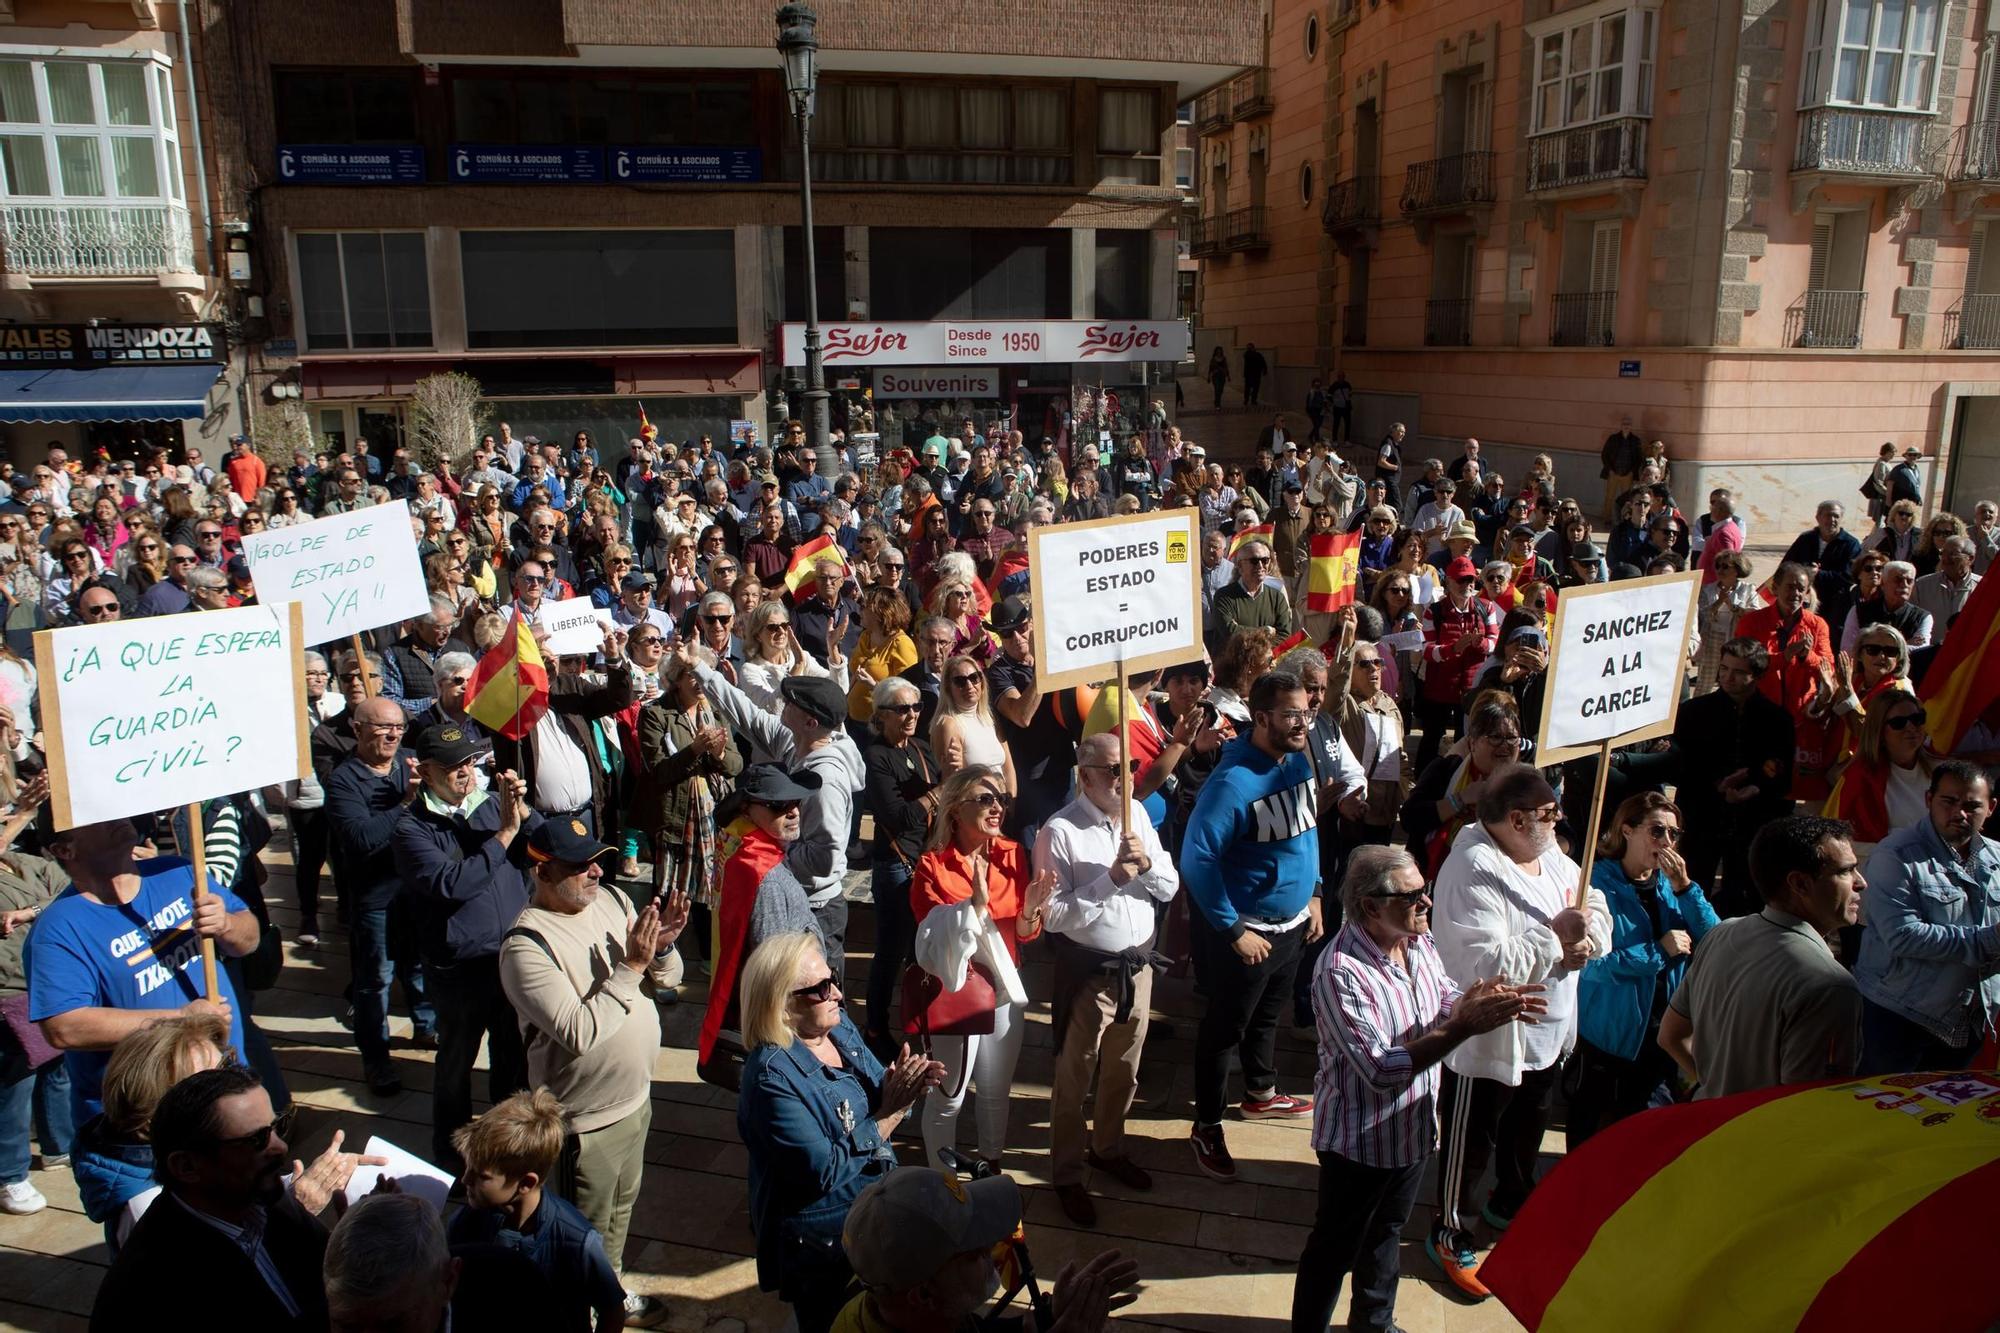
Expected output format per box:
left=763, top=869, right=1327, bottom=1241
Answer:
left=447, top=1089, right=628, bottom=1333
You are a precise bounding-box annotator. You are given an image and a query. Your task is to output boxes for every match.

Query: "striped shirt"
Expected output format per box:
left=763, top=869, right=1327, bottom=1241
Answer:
left=1310, top=922, right=1461, bottom=1168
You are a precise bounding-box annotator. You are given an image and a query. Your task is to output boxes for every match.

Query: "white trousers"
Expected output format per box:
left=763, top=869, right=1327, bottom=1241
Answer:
left=921, top=999, right=1026, bottom=1167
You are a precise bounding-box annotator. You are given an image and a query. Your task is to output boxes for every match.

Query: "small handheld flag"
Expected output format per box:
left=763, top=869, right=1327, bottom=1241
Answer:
left=463, top=610, right=550, bottom=741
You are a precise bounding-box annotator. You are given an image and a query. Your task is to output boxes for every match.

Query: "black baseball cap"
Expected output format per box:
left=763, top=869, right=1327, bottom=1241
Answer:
left=526, top=816, right=620, bottom=868
left=780, top=676, right=848, bottom=729
left=413, top=722, right=482, bottom=766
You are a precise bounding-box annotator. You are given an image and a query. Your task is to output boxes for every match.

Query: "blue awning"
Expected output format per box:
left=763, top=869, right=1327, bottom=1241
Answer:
left=0, top=364, right=224, bottom=423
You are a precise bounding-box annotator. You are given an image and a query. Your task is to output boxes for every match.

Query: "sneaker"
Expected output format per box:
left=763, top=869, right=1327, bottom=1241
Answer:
left=34, top=1154, right=67, bottom=1172
left=618, top=858, right=642, bottom=880
left=295, top=931, right=320, bottom=949
left=367, top=1064, right=404, bottom=1096
left=1425, top=1228, right=1491, bottom=1302
left=1188, top=1124, right=1238, bottom=1182
left=1239, top=1091, right=1315, bottom=1120
left=0, top=1181, right=46, bottom=1215
left=1480, top=1200, right=1514, bottom=1232
left=622, top=1292, right=668, bottom=1328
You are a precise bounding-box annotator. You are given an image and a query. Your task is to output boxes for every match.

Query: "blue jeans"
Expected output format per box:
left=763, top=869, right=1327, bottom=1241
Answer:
left=351, top=904, right=435, bottom=1070
left=0, top=1028, right=73, bottom=1186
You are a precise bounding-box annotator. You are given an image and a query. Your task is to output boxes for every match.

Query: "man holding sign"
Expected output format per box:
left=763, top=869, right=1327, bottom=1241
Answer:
left=25, top=814, right=260, bottom=1119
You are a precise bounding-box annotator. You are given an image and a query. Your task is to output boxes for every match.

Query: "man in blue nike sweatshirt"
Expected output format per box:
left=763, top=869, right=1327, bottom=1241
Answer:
left=1179, top=668, right=1324, bottom=1181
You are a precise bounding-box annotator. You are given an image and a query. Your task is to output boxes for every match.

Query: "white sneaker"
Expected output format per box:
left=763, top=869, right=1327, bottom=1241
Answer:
left=622, top=1291, right=667, bottom=1327
left=0, top=1181, right=46, bottom=1215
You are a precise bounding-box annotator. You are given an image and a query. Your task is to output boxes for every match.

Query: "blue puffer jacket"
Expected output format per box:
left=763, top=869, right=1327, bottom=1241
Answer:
left=1578, top=860, right=1721, bottom=1061
left=70, top=1115, right=154, bottom=1253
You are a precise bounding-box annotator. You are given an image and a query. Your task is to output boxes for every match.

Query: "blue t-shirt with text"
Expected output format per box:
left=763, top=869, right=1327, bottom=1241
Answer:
left=25, top=858, right=247, bottom=1118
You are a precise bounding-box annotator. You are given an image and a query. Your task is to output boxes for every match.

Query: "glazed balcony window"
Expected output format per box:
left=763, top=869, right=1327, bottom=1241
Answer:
left=1529, top=1, right=1658, bottom=138
left=1800, top=0, right=1943, bottom=113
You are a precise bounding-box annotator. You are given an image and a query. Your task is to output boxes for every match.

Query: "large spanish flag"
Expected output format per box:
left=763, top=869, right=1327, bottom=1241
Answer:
left=1227, top=521, right=1274, bottom=558
left=783, top=533, right=849, bottom=600
left=1916, top=559, right=2000, bottom=750
left=1482, top=1071, right=2000, bottom=1332
left=463, top=609, right=550, bottom=740
left=1304, top=530, right=1362, bottom=612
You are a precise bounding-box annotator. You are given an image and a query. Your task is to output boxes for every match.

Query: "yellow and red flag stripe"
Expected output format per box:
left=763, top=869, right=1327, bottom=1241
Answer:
left=1304, top=530, right=1362, bottom=612
left=1483, top=1071, right=2000, bottom=1332
left=1227, top=522, right=1274, bottom=559
left=463, top=609, right=549, bottom=740
left=783, top=533, right=849, bottom=600
left=1917, top=555, right=2000, bottom=750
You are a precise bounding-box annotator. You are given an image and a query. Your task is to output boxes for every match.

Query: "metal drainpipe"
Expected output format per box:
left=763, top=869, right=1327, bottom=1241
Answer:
left=175, top=0, right=211, bottom=278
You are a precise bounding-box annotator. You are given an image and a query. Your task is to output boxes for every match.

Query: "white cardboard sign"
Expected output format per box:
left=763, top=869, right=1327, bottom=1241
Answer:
left=1536, top=571, right=1701, bottom=765
left=35, top=603, right=310, bottom=831
left=1028, top=509, right=1203, bottom=692
left=240, top=500, right=430, bottom=645
left=536, top=596, right=612, bottom=656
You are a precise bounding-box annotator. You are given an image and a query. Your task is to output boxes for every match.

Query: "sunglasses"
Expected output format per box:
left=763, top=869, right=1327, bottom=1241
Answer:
left=1515, top=803, right=1561, bottom=823
left=517, top=575, right=547, bottom=585
left=631, top=634, right=663, bottom=647
left=760, top=800, right=802, bottom=816
left=877, top=701, right=921, bottom=716
left=170, top=555, right=198, bottom=565
left=949, top=673, right=983, bottom=686
left=207, top=1105, right=298, bottom=1155
left=968, top=791, right=1008, bottom=810
left=702, top=614, right=733, bottom=625
left=1884, top=710, right=1928, bottom=732
left=1369, top=888, right=1431, bottom=904
left=80, top=600, right=119, bottom=619
left=1859, top=643, right=1897, bottom=658
left=1644, top=823, right=1682, bottom=842
left=1087, top=760, right=1143, bottom=775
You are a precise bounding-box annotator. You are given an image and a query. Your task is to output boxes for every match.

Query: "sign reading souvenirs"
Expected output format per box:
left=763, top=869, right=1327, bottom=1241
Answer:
left=1028, top=509, right=1203, bottom=692
left=35, top=604, right=310, bottom=831
left=277, top=144, right=425, bottom=184
left=779, top=320, right=1193, bottom=367
left=1536, top=570, right=1702, bottom=764
left=0, top=323, right=227, bottom=370
left=872, top=368, right=1001, bottom=399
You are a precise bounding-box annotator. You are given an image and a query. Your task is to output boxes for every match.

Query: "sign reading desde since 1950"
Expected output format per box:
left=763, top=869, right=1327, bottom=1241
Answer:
left=1535, top=570, right=1702, bottom=765
left=35, top=603, right=310, bottom=832
left=240, top=500, right=432, bottom=645
left=1028, top=509, right=1203, bottom=692
left=778, top=320, right=1192, bottom=367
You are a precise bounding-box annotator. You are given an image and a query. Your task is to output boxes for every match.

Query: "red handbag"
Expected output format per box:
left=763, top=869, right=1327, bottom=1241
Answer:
left=901, top=962, right=997, bottom=1043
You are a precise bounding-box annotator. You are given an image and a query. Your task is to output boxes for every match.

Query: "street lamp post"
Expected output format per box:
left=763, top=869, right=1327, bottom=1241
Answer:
left=776, top=2, right=835, bottom=475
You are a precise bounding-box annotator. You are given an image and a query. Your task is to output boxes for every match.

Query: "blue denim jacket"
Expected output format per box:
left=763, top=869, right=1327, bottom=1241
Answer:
left=738, top=1013, right=895, bottom=1298
left=1856, top=819, right=2000, bottom=1047
left=1579, top=860, right=1721, bottom=1061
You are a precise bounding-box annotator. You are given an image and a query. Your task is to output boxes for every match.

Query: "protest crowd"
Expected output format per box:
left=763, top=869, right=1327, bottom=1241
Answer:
left=0, top=402, right=1993, bottom=1333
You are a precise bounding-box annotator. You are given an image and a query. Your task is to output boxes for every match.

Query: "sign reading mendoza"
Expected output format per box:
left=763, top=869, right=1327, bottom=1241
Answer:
left=240, top=500, right=432, bottom=645
left=1536, top=570, right=1701, bottom=765
left=35, top=604, right=310, bottom=831
left=1028, top=509, right=1202, bottom=691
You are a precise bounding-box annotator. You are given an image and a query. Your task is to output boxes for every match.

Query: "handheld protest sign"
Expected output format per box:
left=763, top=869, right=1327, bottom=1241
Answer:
left=35, top=602, right=311, bottom=833
left=536, top=597, right=613, bottom=657
left=1027, top=508, right=1202, bottom=693
left=240, top=500, right=430, bottom=645
left=1533, top=570, right=1701, bottom=907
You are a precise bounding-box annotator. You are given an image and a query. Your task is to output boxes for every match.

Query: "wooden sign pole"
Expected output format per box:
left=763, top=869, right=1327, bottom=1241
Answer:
left=351, top=631, right=377, bottom=698
left=1115, top=656, right=1132, bottom=839
left=185, top=803, right=220, bottom=1000
left=1572, top=737, right=1614, bottom=909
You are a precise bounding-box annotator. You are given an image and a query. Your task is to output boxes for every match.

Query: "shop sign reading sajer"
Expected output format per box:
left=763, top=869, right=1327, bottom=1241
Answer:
left=778, top=320, right=1190, bottom=367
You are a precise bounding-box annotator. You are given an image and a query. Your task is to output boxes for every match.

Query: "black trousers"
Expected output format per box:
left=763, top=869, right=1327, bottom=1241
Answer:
left=1194, top=921, right=1305, bottom=1124
left=1411, top=695, right=1459, bottom=775
left=1563, top=1036, right=1675, bottom=1151
left=289, top=805, right=327, bottom=929
left=1291, top=1150, right=1425, bottom=1333
left=1435, top=1060, right=1561, bottom=1239
left=428, top=953, right=529, bottom=1170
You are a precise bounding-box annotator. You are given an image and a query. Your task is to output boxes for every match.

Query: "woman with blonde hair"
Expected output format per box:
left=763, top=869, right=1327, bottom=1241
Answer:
left=1823, top=684, right=1936, bottom=858
left=926, top=575, right=991, bottom=664
left=1912, top=510, right=1967, bottom=578
left=930, top=652, right=1015, bottom=795
left=911, top=766, right=1054, bottom=1173
left=1694, top=551, right=1760, bottom=691
left=1868, top=499, right=1920, bottom=562
left=736, top=598, right=848, bottom=716
left=735, top=931, right=940, bottom=1333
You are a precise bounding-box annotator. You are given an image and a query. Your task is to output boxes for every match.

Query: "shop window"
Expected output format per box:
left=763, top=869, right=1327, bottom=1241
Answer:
left=273, top=69, right=419, bottom=144
left=1097, top=87, right=1162, bottom=186
left=0, top=56, right=181, bottom=201
left=1095, top=230, right=1152, bottom=320
left=867, top=227, right=1070, bottom=320
left=295, top=231, right=432, bottom=351
left=461, top=230, right=737, bottom=348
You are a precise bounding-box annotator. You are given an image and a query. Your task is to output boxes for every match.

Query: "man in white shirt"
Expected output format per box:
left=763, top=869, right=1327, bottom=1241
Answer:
left=1426, top=764, right=1611, bottom=1303
left=1036, top=732, right=1179, bottom=1228
left=1912, top=534, right=1980, bottom=627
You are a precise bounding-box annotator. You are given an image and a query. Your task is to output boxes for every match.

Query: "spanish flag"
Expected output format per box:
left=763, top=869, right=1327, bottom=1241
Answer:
left=1304, top=530, right=1362, bottom=611
left=783, top=532, right=849, bottom=600
left=1482, top=1072, right=2000, bottom=1332
left=636, top=401, right=657, bottom=445
left=1227, top=521, right=1274, bottom=559
left=1917, top=558, right=2000, bottom=751
left=463, top=610, right=549, bottom=741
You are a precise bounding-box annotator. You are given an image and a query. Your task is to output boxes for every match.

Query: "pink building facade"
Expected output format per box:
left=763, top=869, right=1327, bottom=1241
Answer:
left=1196, top=0, right=2000, bottom=531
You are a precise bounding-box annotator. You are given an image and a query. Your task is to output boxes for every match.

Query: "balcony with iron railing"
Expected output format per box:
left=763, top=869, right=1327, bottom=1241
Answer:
left=1793, top=107, right=1943, bottom=178
left=1952, top=119, right=2000, bottom=181
left=0, top=202, right=195, bottom=278
left=1188, top=213, right=1223, bottom=257
left=1401, top=151, right=1496, bottom=217
left=1425, top=298, right=1473, bottom=347
left=1551, top=291, right=1618, bottom=346
left=1230, top=68, right=1273, bottom=120
left=1786, top=289, right=1867, bottom=348
left=1195, top=87, right=1230, bottom=135
left=1341, top=303, right=1367, bottom=347
left=1944, top=293, right=2000, bottom=349
left=1222, top=205, right=1269, bottom=251
left=1322, top=176, right=1379, bottom=236
left=1528, top=118, right=1648, bottom=193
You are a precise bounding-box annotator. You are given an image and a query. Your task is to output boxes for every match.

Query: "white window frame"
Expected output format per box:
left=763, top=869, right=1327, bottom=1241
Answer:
left=0, top=52, right=181, bottom=203
left=291, top=229, right=435, bottom=354
left=1528, top=0, right=1660, bottom=137
left=1799, top=0, right=1947, bottom=113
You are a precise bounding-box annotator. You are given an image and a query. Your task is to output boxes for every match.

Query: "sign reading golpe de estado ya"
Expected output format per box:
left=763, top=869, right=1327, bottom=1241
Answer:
left=1028, top=510, right=1203, bottom=692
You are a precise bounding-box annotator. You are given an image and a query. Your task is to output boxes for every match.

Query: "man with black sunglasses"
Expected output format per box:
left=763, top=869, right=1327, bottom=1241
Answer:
left=135, top=543, right=198, bottom=617
left=1207, top=539, right=1292, bottom=655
